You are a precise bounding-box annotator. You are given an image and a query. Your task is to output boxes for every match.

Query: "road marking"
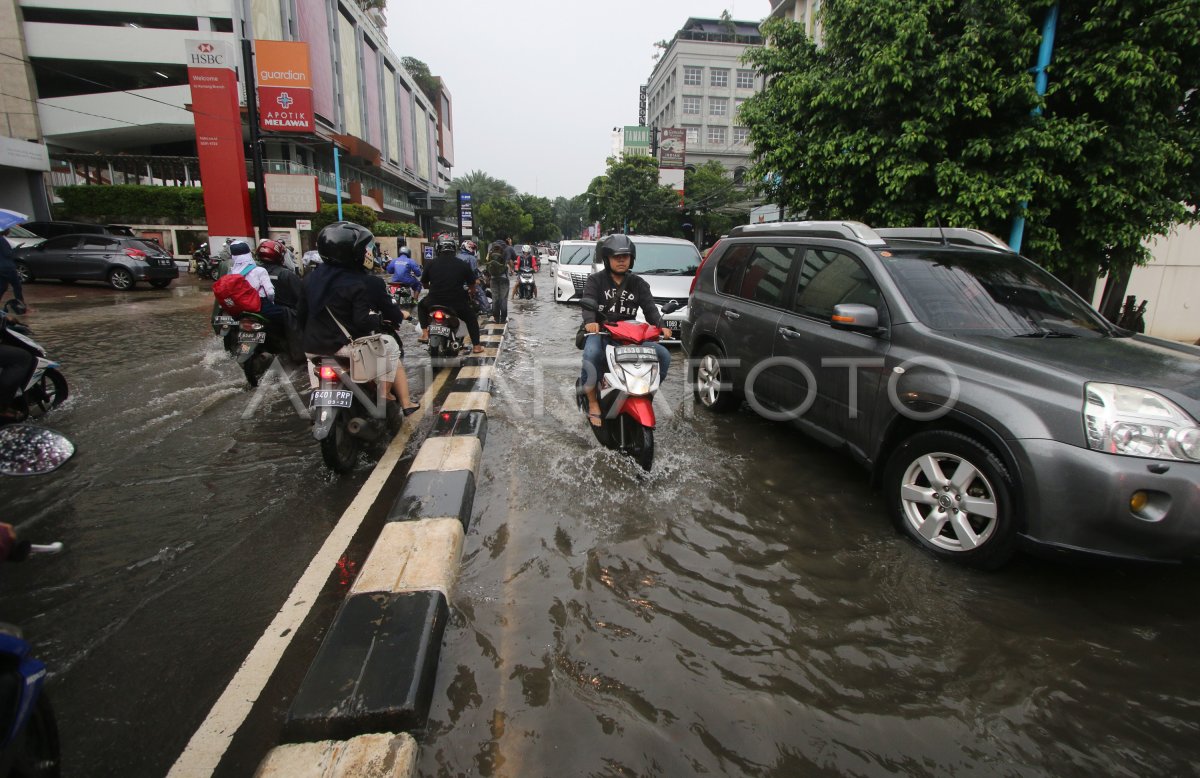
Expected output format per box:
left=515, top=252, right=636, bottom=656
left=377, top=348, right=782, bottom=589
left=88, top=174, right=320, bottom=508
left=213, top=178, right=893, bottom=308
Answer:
left=168, top=367, right=452, bottom=778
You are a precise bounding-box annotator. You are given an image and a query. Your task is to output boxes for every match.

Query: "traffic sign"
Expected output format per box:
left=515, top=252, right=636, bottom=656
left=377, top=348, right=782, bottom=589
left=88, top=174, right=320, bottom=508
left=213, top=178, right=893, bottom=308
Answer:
left=423, top=246, right=434, bottom=260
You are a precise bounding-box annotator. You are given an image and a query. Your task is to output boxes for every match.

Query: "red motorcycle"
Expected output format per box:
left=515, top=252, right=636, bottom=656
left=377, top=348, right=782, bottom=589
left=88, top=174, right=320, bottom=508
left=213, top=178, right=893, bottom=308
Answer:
left=575, top=299, right=680, bottom=471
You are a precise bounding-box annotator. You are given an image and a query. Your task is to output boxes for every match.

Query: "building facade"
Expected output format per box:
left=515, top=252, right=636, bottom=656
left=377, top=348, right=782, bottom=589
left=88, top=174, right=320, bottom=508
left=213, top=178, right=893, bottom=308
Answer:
left=2, top=0, right=453, bottom=237
left=643, top=17, right=764, bottom=179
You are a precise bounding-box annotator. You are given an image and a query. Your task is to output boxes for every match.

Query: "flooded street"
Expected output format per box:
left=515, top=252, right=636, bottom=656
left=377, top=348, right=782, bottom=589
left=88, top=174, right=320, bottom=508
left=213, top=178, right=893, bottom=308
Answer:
left=421, top=293, right=1200, bottom=776
left=2, top=283, right=413, bottom=775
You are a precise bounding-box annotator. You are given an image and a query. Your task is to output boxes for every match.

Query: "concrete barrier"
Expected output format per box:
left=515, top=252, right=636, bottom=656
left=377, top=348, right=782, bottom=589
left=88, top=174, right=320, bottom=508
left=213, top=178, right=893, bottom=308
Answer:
left=263, top=322, right=506, bottom=773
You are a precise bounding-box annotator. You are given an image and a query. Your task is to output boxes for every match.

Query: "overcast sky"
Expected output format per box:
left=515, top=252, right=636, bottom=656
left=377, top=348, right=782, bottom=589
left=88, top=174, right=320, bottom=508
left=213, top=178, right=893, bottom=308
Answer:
left=386, top=1, right=766, bottom=201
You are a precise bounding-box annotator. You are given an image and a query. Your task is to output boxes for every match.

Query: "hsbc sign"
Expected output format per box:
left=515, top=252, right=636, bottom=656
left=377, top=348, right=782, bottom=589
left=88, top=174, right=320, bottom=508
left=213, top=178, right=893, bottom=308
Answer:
left=185, top=39, right=234, bottom=70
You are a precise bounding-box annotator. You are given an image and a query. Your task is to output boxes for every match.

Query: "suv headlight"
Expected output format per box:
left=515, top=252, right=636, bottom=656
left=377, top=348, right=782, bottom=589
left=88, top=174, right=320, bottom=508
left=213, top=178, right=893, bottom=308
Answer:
left=1084, top=383, right=1200, bottom=461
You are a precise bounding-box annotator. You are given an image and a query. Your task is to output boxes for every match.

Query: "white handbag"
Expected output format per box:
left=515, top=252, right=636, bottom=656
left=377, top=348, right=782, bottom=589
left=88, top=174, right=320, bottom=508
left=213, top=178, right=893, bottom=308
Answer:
left=327, top=309, right=389, bottom=383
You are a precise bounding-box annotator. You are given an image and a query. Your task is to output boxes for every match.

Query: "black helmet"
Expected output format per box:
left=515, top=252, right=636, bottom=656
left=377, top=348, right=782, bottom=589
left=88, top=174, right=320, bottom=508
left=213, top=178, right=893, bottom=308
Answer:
left=435, top=233, right=458, bottom=256
left=317, top=221, right=373, bottom=270
left=597, top=234, right=636, bottom=273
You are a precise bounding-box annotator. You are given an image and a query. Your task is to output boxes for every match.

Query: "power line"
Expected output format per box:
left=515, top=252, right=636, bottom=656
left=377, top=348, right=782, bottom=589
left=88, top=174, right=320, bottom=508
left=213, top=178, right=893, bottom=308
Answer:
left=0, top=89, right=141, bottom=127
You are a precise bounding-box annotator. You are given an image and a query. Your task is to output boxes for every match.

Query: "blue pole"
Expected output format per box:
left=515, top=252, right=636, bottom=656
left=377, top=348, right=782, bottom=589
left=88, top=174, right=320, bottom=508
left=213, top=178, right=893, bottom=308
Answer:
left=334, top=145, right=344, bottom=220
left=1010, top=3, right=1059, bottom=252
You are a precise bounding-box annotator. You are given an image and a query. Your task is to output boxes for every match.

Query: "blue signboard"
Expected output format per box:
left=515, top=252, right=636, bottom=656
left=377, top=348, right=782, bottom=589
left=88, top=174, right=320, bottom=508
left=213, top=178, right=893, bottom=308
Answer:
left=423, top=246, right=434, bottom=260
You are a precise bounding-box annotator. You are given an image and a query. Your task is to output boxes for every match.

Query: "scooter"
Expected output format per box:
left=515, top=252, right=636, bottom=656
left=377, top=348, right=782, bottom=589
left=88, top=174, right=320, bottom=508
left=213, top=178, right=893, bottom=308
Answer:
left=575, top=299, right=680, bottom=471
left=516, top=271, right=536, bottom=300
left=427, top=305, right=468, bottom=368
left=194, top=244, right=215, bottom=281
left=230, top=312, right=292, bottom=388
left=387, top=282, right=417, bottom=308
left=308, top=333, right=402, bottom=473
left=1, top=302, right=68, bottom=421
left=0, top=423, right=74, bottom=778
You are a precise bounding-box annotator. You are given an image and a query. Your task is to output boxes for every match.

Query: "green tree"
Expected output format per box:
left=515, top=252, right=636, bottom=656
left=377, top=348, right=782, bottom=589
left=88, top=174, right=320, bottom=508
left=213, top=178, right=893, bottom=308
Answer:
left=742, top=2, right=1200, bottom=295
left=477, top=197, right=532, bottom=243
left=311, top=202, right=377, bottom=235
left=401, top=56, right=440, bottom=104
left=684, top=161, right=747, bottom=243
left=553, top=195, right=590, bottom=239
left=450, top=169, right=517, bottom=211
left=515, top=193, right=558, bottom=243
left=587, top=155, right=682, bottom=236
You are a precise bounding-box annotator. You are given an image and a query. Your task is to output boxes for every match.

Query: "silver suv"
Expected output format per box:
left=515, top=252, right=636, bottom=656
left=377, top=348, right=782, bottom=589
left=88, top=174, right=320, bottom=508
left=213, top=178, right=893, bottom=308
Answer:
left=683, top=221, right=1200, bottom=568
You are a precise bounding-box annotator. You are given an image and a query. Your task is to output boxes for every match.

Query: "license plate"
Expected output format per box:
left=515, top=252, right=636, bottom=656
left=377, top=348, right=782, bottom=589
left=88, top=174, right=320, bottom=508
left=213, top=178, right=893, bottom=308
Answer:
left=310, top=389, right=352, bottom=408
left=214, top=315, right=235, bottom=325
left=238, top=331, right=266, bottom=343
left=429, top=324, right=451, bottom=337
left=615, top=346, right=659, bottom=363
left=664, top=319, right=683, bottom=329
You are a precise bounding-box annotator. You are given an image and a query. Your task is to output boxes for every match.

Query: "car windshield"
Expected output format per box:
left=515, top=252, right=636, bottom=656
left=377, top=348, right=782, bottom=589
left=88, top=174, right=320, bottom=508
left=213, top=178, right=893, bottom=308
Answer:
left=882, top=250, right=1115, bottom=337
left=7, top=225, right=37, bottom=238
left=560, top=244, right=595, bottom=265
left=633, top=242, right=702, bottom=276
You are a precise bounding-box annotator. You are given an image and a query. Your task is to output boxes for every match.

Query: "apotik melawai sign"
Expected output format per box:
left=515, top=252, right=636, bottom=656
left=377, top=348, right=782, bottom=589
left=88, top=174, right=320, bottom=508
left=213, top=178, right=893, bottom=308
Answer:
left=256, top=40, right=314, bottom=133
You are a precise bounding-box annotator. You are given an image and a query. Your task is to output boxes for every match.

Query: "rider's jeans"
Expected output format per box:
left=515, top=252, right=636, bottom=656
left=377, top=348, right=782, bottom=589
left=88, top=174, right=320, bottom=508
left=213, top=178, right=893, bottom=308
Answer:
left=490, top=276, right=509, bottom=321
left=579, top=334, right=670, bottom=390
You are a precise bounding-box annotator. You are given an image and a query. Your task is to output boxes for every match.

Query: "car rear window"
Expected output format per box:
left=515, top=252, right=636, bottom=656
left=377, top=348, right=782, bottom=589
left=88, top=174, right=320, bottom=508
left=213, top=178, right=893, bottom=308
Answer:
left=560, top=244, right=595, bottom=264
left=128, top=239, right=167, bottom=254
left=882, top=250, right=1113, bottom=337
left=632, top=242, right=702, bottom=275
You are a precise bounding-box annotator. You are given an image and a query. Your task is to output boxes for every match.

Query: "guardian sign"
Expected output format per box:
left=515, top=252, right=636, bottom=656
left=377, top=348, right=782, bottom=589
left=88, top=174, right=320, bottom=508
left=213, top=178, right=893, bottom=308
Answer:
left=256, top=40, right=314, bottom=133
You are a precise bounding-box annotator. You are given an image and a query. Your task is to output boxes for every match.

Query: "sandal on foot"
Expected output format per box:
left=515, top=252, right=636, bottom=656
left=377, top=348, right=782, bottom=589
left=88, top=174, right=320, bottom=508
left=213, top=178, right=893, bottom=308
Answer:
left=587, top=412, right=603, bottom=428
left=472, top=345, right=484, bottom=354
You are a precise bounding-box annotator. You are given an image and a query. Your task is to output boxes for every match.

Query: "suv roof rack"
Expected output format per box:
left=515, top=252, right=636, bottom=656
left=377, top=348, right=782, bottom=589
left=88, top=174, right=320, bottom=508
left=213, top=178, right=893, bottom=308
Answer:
left=875, top=227, right=1011, bottom=251
left=729, top=220, right=886, bottom=246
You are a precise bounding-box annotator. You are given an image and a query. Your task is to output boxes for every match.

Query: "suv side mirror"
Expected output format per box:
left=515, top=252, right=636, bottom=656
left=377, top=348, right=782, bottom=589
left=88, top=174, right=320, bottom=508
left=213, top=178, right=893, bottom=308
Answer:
left=831, top=303, right=881, bottom=334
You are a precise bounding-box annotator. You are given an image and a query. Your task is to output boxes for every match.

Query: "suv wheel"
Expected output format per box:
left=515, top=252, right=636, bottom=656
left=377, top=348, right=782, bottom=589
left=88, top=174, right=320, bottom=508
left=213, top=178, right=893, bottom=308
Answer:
left=692, top=343, right=739, bottom=413
left=884, top=430, right=1017, bottom=569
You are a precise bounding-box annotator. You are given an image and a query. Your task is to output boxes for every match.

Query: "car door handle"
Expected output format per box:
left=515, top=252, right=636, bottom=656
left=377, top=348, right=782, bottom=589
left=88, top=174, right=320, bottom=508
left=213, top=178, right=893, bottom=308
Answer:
left=779, top=326, right=803, bottom=339
left=723, top=310, right=741, bottom=320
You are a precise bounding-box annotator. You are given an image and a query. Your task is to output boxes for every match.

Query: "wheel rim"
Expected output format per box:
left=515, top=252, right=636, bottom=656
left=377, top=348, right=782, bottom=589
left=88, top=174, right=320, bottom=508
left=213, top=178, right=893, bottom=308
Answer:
left=16, top=264, right=30, bottom=282
left=899, top=451, right=999, bottom=552
left=110, top=270, right=132, bottom=290
left=696, top=354, right=722, bottom=407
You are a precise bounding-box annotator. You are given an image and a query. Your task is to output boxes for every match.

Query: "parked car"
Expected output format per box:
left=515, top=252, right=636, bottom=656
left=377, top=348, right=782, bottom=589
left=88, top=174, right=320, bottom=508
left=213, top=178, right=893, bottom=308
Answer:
left=14, top=234, right=179, bottom=290
left=21, top=221, right=112, bottom=239
left=683, top=221, right=1200, bottom=568
left=4, top=224, right=45, bottom=249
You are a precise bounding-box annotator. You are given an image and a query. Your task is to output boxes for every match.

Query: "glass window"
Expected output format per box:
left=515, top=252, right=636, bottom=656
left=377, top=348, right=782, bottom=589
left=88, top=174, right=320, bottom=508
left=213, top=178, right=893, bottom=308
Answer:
left=733, top=126, right=749, bottom=144
left=709, top=98, right=727, bottom=117
left=80, top=236, right=118, bottom=249
left=682, top=96, right=701, bottom=115
left=736, top=69, right=755, bottom=89
left=715, top=244, right=753, bottom=295
left=707, top=126, right=726, bottom=145
left=40, top=237, right=79, bottom=251
left=683, top=66, right=702, bottom=86
left=792, top=250, right=881, bottom=319
left=736, top=246, right=798, bottom=307
left=710, top=68, right=729, bottom=88
left=560, top=244, right=595, bottom=265
left=882, top=250, right=1113, bottom=336
left=684, top=126, right=699, bottom=145
left=631, top=241, right=701, bottom=275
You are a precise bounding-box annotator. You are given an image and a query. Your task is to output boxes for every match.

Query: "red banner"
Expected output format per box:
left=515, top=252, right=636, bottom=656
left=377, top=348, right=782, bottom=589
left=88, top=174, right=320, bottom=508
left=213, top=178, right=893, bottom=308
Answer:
left=185, top=39, right=253, bottom=239
left=259, top=86, right=314, bottom=132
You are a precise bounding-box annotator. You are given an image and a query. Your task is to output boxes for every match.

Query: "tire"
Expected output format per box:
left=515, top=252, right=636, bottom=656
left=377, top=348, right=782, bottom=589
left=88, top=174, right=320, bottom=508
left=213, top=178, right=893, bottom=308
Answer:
left=240, top=356, right=263, bottom=388
left=108, top=267, right=135, bottom=290
left=149, top=279, right=172, bottom=289
left=32, top=369, right=68, bottom=413
left=12, top=691, right=61, bottom=778
left=15, top=261, right=32, bottom=283
left=883, top=430, right=1018, bottom=570
left=320, top=416, right=358, bottom=473
left=622, top=417, right=655, bottom=471
left=692, top=343, right=739, bottom=413
left=385, top=398, right=403, bottom=435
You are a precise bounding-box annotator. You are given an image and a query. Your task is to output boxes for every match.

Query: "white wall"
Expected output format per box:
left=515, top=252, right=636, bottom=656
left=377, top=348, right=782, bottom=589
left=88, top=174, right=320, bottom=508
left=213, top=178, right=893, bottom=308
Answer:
left=38, top=85, right=193, bottom=136
left=23, top=22, right=233, bottom=64
left=1093, top=224, right=1200, bottom=343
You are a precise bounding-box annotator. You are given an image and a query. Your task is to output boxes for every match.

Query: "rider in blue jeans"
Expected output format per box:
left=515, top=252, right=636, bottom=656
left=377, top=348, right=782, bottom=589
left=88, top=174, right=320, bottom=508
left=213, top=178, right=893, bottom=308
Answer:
left=579, top=234, right=671, bottom=427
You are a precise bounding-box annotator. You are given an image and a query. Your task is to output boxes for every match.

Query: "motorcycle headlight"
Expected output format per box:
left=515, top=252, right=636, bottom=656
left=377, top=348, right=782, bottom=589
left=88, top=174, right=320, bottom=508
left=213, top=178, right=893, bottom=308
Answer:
left=1084, top=383, right=1200, bottom=462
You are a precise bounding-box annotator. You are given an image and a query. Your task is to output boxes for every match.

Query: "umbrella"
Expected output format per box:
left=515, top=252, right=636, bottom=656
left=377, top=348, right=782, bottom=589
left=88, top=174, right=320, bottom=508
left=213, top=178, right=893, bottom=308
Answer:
left=0, top=209, right=29, bottom=231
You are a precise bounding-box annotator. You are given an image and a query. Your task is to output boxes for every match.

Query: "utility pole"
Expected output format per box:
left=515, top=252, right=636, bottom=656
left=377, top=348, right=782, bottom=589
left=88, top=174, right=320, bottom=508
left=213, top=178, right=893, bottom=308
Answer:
left=240, top=38, right=270, bottom=240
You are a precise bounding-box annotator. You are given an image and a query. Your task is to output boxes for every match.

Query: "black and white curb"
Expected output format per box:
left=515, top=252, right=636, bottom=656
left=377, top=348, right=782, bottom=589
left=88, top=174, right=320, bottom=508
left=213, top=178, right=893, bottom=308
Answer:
left=256, top=323, right=506, bottom=776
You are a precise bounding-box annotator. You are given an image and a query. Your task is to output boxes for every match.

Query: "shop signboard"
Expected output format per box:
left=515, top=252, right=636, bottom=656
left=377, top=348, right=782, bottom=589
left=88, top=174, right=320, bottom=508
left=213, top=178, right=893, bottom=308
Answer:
left=256, top=40, right=314, bottom=132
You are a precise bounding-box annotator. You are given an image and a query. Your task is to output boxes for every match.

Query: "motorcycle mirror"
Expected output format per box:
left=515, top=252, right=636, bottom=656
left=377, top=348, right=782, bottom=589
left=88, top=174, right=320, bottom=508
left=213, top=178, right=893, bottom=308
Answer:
left=661, top=299, right=681, bottom=315
left=0, top=424, right=76, bottom=476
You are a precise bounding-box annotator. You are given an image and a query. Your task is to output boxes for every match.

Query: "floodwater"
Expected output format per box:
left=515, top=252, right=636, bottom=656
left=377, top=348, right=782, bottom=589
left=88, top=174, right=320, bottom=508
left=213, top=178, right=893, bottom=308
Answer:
left=1, top=283, right=420, bottom=775
left=420, top=289, right=1200, bottom=776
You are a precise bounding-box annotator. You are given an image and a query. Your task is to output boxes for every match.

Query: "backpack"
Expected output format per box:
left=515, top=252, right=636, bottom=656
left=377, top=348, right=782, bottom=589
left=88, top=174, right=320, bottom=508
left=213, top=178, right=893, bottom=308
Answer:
left=212, top=264, right=262, bottom=316
left=485, top=250, right=506, bottom=278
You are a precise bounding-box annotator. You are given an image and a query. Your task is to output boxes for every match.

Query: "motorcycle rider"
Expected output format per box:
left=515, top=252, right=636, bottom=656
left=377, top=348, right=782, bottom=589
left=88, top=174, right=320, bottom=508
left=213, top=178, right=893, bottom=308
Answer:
left=416, top=234, right=485, bottom=353
left=298, top=222, right=419, bottom=413
left=0, top=308, right=32, bottom=422
left=0, top=228, right=26, bottom=310
left=385, top=245, right=423, bottom=297
left=511, top=244, right=539, bottom=299
left=228, top=240, right=287, bottom=323
left=579, top=234, right=671, bottom=427
left=256, top=239, right=305, bottom=360
left=457, top=239, right=490, bottom=316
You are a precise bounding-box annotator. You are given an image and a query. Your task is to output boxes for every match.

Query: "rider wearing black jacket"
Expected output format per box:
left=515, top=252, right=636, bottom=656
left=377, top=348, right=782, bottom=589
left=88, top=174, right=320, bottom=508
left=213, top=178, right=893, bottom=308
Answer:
left=416, top=234, right=484, bottom=353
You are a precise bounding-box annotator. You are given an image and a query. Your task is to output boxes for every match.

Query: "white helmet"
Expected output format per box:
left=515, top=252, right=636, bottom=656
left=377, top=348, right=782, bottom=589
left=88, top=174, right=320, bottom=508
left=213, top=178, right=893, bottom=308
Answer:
left=521, top=244, right=532, bottom=253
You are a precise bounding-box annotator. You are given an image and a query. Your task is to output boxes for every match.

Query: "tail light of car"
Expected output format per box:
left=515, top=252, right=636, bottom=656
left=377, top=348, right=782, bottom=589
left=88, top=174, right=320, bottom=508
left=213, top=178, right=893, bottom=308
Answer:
left=690, top=240, right=720, bottom=296
left=125, top=248, right=147, bottom=258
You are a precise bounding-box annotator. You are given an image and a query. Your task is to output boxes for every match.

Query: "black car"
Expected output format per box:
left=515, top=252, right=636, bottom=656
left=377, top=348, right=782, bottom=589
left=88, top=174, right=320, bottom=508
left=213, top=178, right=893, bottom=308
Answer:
left=21, top=221, right=111, bottom=239
left=14, top=234, right=179, bottom=290
left=684, top=221, right=1200, bottom=568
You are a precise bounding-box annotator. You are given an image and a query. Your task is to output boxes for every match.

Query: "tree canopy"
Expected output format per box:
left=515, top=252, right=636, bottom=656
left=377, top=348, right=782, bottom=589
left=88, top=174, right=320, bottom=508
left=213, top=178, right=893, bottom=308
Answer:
left=477, top=198, right=532, bottom=243
left=741, top=0, right=1200, bottom=290
left=684, top=161, right=748, bottom=244
left=586, top=155, right=682, bottom=236
left=401, top=56, right=440, bottom=104
left=450, top=169, right=517, bottom=211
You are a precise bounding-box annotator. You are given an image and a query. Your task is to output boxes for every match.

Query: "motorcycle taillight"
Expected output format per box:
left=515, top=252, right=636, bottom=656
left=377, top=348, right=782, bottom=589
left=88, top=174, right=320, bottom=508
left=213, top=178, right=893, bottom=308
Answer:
left=240, top=319, right=262, bottom=331
left=433, top=310, right=445, bottom=321
left=318, top=365, right=338, bottom=381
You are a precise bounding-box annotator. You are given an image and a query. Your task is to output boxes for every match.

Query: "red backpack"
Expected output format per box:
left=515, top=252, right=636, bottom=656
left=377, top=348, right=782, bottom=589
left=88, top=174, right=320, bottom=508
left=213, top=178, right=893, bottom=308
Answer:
left=212, top=264, right=262, bottom=316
